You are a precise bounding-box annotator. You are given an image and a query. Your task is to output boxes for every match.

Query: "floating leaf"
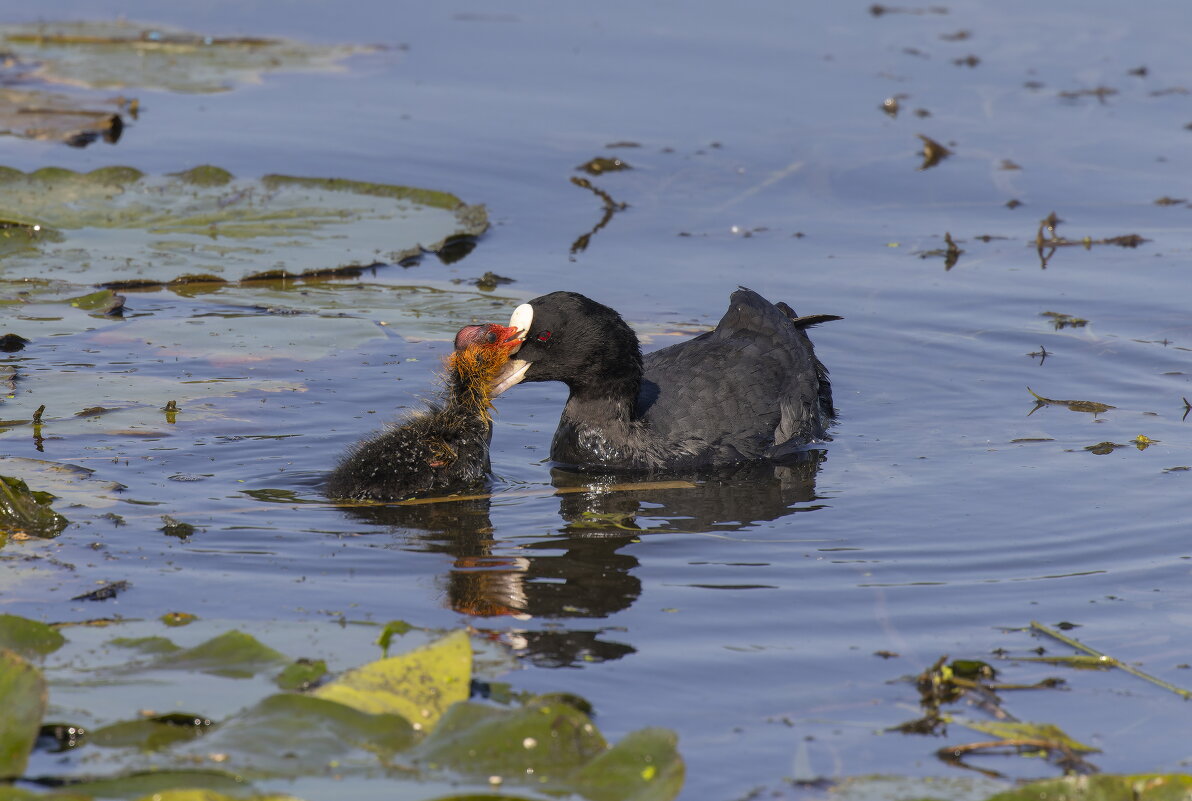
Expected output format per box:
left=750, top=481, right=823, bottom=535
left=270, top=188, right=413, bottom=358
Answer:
left=0, top=474, right=69, bottom=540
left=152, top=630, right=288, bottom=679
left=956, top=719, right=1098, bottom=753
left=274, top=658, right=327, bottom=691
left=0, top=166, right=487, bottom=286
left=416, top=697, right=608, bottom=779
left=89, top=713, right=213, bottom=751
left=987, top=773, right=1192, bottom=801
left=174, top=693, right=415, bottom=776
left=556, top=727, right=684, bottom=801
left=313, top=629, right=471, bottom=730
left=0, top=650, right=47, bottom=779
left=0, top=614, right=66, bottom=659
left=107, top=636, right=181, bottom=656
left=0, top=20, right=374, bottom=94
left=46, top=769, right=253, bottom=799
left=1027, top=387, right=1114, bottom=415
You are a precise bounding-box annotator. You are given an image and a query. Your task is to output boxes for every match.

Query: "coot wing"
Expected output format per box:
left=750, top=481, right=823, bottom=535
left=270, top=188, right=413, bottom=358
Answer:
left=637, top=289, right=832, bottom=463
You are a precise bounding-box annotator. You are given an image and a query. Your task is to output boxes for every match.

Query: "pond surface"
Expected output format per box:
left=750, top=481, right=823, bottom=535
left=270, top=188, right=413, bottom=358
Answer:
left=3, top=1, right=1192, bottom=799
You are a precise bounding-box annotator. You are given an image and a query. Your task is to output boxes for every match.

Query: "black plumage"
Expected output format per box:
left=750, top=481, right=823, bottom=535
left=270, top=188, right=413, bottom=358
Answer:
left=493, top=288, right=839, bottom=470
left=326, top=323, right=521, bottom=501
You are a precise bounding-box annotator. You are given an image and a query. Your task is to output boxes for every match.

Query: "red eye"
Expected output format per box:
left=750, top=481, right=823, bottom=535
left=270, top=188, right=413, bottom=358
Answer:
left=536, top=330, right=552, bottom=342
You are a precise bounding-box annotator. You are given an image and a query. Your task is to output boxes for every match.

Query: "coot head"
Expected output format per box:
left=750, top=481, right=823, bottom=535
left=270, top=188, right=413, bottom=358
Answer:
left=492, top=291, right=642, bottom=398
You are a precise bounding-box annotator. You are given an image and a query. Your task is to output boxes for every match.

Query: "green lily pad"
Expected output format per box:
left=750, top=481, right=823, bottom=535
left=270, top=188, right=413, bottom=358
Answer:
left=107, top=636, right=182, bottom=656
left=0, top=613, right=66, bottom=659
left=561, top=727, right=685, bottom=801
left=48, top=769, right=253, bottom=799
left=416, top=697, right=608, bottom=780
left=313, top=629, right=471, bottom=731
left=0, top=20, right=374, bottom=94
left=0, top=650, right=47, bottom=779
left=0, top=166, right=487, bottom=285
left=173, top=693, right=415, bottom=776
left=89, top=713, right=213, bottom=751
left=0, top=87, right=129, bottom=147
left=152, top=631, right=288, bottom=679
left=0, top=474, right=70, bottom=541
left=274, top=659, right=327, bottom=691
left=987, top=773, right=1192, bottom=801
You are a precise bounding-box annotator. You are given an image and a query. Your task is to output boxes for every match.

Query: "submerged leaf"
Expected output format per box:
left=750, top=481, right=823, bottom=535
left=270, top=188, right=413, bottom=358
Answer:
left=0, top=165, right=487, bottom=285
left=0, top=20, right=374, bottom=94
left=313, top=630, right=471, bottom=730
left=987, top=773, right=1192, bottom=801
left=152, top=630, right=288, bottom=678
left=174, top=693, right=415, bottom=775
left=0, top=650, right=47, bottom=779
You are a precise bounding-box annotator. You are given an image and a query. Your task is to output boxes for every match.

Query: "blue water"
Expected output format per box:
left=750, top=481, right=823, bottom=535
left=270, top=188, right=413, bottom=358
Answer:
left=4, top=2, right=1192, bottom=798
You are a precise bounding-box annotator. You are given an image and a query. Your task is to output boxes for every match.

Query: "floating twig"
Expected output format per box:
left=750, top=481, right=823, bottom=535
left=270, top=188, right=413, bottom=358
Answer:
left=1030, top=620, right=1192, bottom=700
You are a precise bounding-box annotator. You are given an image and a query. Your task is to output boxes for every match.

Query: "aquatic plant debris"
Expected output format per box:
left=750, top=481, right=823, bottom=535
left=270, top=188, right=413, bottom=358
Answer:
left=1030, top=620, right=1192, bottom=700
left=0, top=474, right=70, bottom=541
left=1026, top=388, right=1114, bottom=415
left=0, top=165, right=488, bottom=285
left=0, top=616, right=684, bottom=800
left=0, top=20, right=375, bottom=94
left=0, top=87, right=131, bottom=147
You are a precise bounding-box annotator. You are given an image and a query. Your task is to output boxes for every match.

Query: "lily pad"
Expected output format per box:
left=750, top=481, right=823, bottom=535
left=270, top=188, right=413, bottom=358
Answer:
left=988, top=773, right=1192, bottom=801
left=0, top=650, right=47, bottom=779
left=172, top=693, right=415, bottom=776
left=0, top=87, right=129, bottom=147
left=0, top=613, right=66, bottom=659
left=0, top=166, right=488, bottom=286
left=313, top=629, right=471, bottom=730
left=151, top=631, right=288, bottom=679
left=0, top=20, right=374, bottom=94
left=0, top=474, right=70, bottom=541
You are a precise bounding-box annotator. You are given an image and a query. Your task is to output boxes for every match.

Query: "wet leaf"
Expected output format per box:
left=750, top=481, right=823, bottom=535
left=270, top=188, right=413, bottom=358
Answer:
left=0, top=474, right=69, bottom=540
left=173, top=693, right=415, bottom=775
left=152, top=630, right=288, bottom=679
left=274, top=658, right=327, bottom=691
left=161, top=612, right=198, bottom=627
left=107, top=636, right=181, bottom=655
left=313, top=629, right=471, bottom=730
left=0, top=650, right=47, bottom=779
left=89, top=712, right=213, bottom=751
left=0, top=613, right=66, bottom=659
left=1027, top=387, right=1114, bottom=415
left=0, top=20, right=374, bottom=94
left=46, top=769, right=252, bottom=798
left=560, top=727, right=685, bottom=801
left=957, top=719, right=1098, bottom=753
left=987, top=773, right=1192, bottom=801
left=0, top=166, right=487, bottom=286
left=416, top=696, right=608, bottom=780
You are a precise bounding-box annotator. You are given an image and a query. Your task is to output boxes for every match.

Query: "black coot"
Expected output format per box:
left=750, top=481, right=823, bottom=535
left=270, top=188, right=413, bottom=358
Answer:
left=489, top=288, right=840, bottom=470
left=326, top=323, right=523, bottom=500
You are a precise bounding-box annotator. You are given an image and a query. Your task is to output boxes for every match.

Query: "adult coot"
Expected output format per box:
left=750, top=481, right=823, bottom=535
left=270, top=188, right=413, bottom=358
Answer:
left=326, top=323, right=523, bottom=501
left=489, top=288, right=840, bottom=470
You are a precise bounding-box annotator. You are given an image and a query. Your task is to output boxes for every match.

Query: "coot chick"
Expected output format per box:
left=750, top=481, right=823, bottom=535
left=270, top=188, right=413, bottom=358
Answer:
left=326, top=323, right=523, bottom=501
left=489, top=288, right=840, bottom=470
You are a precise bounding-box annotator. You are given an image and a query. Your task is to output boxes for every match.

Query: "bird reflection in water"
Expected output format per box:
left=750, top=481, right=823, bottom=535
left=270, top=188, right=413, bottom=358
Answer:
left=338, top=450, right=826, bottom=668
